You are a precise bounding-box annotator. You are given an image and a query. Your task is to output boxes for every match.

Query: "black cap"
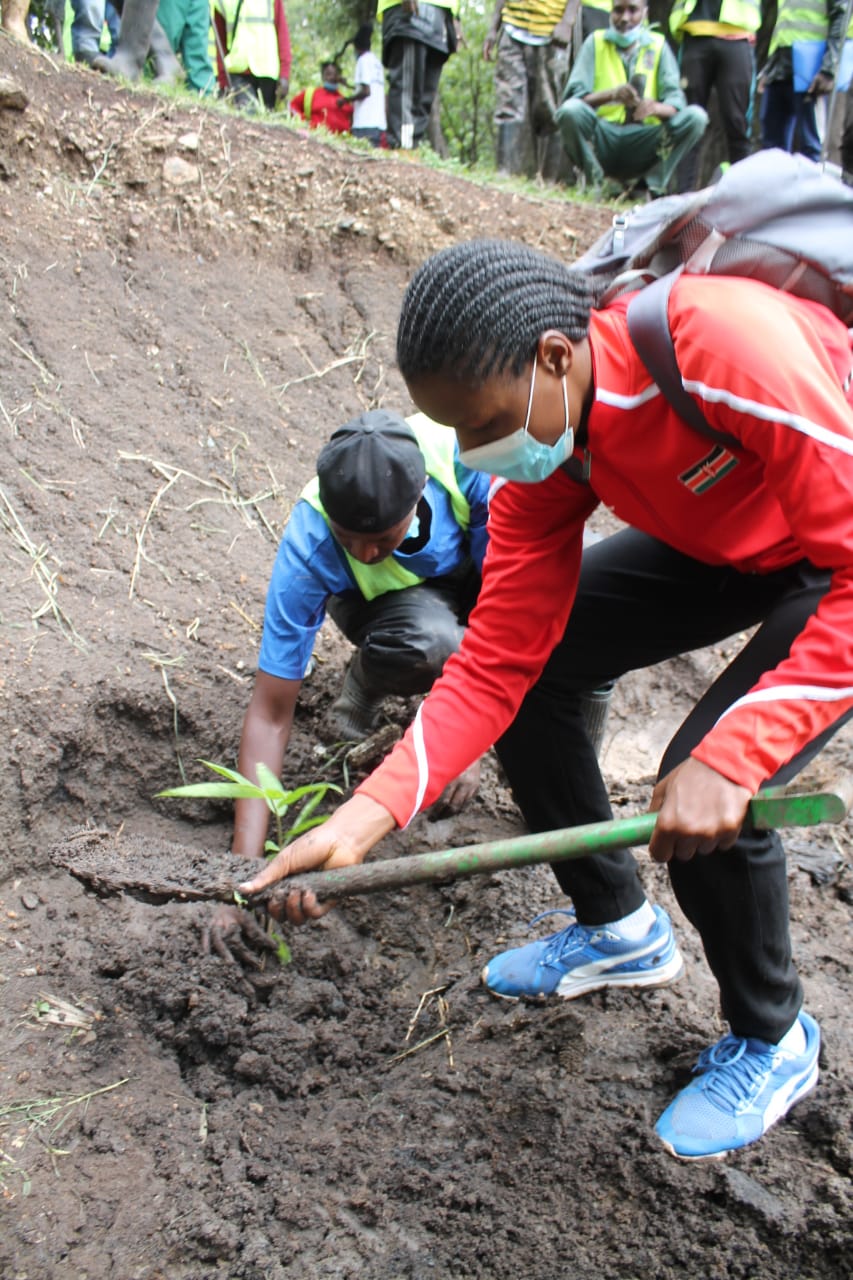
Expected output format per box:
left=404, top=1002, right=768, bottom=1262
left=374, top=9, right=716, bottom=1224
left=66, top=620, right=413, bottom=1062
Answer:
left=317, top=410, right=426, bottom=533
left=354, top=23, right=373, bottom=50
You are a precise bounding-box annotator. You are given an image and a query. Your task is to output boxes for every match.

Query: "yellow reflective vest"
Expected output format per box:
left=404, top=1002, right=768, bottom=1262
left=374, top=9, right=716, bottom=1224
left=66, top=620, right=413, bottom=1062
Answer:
left=301, top=414, right=471, bottom=602
left=670, top=0, right=761, bottom=38
left=376, top=0, right=459, bottom=14
left=593, top=30, right=664, bottom=126
left=769, top=0, right=852, bottom=51
left=213, top=0, right=280, bottom=80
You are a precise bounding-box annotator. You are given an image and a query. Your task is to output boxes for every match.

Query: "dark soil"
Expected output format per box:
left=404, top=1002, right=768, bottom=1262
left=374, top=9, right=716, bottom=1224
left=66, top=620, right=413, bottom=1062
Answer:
left=0, top=36, right=850, bottom=1280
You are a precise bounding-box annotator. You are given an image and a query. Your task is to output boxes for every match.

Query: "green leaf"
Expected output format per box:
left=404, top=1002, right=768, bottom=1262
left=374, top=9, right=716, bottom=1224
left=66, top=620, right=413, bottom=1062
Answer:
left=268, top=926, right=291, bottom=966
left=197, top=759, right=252, bottom=784
left=157, top=782, right=266, bottom=801
left=286, top=814, right=333, bottom=840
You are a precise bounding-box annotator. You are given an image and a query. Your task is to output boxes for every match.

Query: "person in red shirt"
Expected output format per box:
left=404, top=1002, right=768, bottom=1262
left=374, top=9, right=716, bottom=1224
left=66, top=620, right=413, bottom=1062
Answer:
left=242, top=237, right=853, bottom=1162
left=290, top=61, right=355, bottom=134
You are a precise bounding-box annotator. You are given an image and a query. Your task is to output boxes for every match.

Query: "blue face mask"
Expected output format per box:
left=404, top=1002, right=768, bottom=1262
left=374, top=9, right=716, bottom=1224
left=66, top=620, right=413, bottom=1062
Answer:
left=323, top=81, right=339, bottom=92
left=458, top=353, right=574, bottom=484
left=604, top=23, right=644, bottom=47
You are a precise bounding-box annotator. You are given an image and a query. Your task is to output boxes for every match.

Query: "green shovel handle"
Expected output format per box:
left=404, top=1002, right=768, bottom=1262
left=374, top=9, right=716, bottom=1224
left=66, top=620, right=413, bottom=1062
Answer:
left=267, top=783, right=851, bottom=906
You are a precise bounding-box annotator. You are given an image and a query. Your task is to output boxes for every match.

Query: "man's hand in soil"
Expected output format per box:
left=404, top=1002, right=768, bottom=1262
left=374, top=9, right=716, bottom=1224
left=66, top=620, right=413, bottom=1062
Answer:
left=238, top=793, right=396, bottom=925
left=428, top=757, right=481, bottom=820
left=648, top=757, right=751, bottom=864
left=203, top=902, right=280, bottom=969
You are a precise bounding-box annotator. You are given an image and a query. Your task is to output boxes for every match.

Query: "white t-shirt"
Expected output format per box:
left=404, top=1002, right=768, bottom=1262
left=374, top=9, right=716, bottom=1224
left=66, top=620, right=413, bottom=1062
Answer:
left=353, top=50, right=387, bottom=130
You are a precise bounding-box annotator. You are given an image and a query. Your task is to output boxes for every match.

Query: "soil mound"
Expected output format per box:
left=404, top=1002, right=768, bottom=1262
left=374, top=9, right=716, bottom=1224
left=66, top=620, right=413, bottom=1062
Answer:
left=0, top=36, right=850, bottom=1280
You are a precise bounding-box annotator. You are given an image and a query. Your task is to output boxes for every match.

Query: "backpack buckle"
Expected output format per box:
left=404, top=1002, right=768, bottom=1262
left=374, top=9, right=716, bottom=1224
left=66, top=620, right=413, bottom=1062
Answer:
left=611, top=212, right=629, bottom=255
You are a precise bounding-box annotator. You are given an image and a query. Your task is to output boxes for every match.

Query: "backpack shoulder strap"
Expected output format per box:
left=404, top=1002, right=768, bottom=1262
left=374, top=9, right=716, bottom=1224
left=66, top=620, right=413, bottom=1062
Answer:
left=626, top=274, right=741, bottom=451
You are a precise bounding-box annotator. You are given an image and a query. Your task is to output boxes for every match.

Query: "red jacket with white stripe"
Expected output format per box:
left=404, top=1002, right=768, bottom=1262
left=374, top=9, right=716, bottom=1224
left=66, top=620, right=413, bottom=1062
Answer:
left=358, top=274, right=853, bottom=827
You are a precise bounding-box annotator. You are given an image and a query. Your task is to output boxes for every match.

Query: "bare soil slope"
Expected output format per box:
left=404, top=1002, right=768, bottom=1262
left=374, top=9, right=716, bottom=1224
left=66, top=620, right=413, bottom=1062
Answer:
left=0, top=36, right=850, bottom=1280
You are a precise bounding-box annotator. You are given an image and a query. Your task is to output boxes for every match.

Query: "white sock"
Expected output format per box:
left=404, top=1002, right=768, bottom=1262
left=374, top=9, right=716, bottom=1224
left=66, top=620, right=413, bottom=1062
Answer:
left=776, top=1017, right=806, bottom=1055
left=605, top=900, right=656, bottom=941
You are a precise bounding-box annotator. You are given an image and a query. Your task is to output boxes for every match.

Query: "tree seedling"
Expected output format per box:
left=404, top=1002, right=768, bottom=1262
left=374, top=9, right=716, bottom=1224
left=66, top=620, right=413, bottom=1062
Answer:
left=158, top=760, right=342, bottom=965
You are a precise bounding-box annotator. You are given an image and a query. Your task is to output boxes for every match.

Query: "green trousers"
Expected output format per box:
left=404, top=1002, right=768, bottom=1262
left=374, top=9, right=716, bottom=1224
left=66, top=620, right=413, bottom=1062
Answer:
left=555, top=99, right=708, bottom=194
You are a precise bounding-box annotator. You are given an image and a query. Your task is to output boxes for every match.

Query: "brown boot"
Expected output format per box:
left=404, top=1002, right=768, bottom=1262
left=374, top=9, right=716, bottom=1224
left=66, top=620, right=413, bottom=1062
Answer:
left=1, top=0, right=30, bottom=43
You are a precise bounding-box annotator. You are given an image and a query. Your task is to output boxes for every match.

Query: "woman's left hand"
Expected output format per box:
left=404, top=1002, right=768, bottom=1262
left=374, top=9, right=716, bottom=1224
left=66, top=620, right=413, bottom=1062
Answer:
left=648, top=758, right=752, bottom=864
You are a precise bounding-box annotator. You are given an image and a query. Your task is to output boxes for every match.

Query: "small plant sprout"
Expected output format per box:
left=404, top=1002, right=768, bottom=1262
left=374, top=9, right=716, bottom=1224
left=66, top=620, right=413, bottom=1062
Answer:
left=158, top=759, right=341, bottom=852
left=157, top=760, right=341, bottom=965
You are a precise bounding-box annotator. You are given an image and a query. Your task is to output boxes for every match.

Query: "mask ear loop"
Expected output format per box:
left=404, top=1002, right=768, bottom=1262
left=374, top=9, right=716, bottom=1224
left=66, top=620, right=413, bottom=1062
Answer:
left=561, top=373, right=570, bottom=438
left=522, top=351, right=538, bottom=436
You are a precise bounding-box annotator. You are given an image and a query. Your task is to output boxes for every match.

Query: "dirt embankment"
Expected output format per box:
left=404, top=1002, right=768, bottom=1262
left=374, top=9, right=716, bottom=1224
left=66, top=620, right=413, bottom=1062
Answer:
left=0, top=36, right=850, bottom=1280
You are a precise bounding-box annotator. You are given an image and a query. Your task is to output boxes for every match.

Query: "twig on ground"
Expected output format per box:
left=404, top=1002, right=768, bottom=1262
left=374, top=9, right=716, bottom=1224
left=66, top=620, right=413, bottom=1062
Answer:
left=0, top=392, right=22, bottom=435
left=129, top=472, right=180, bottom=599
left=273, top=331, right=376, bottom=397
left=230, top=600, right=260, bottom=631
left=389, top=1028, right=451, bottom=1063
left=395, top=985, right=454, bottom=1068
left=0, top=486, right=85, bottom=649
left=142, top=652, right=187, bottom=784
left=241, top=340, right=267, bottom=386
left=30, top=992, right=97, bottom=1030
left=85, top=142, right=116, bottom=197
left=7, top=335, right=54, bottom=386
left=84, top=350, right=101, bottom=386
left=0, top=1078, right=129, bottom=1159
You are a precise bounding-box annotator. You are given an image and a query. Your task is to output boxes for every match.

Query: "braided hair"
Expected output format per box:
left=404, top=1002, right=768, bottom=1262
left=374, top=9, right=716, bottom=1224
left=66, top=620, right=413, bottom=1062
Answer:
left=397, top=239, right=600, bottom=386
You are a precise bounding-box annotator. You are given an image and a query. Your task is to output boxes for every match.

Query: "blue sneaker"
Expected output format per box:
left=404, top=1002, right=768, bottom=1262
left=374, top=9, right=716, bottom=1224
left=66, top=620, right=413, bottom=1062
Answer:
left=655, top=1010, right=820, bottom=1160
left=481, top=905, right=683, bottom=1001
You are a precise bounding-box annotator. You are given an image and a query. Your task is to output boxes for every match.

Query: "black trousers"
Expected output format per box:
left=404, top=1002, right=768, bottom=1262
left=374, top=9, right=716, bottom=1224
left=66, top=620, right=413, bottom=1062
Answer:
left=383, top=37, right=447, bottom=148
left=327, top=563, right=479, bottom=698
left=679, top=35, right=754, bottom=189
left=495, top=528, right=847, bottom=1042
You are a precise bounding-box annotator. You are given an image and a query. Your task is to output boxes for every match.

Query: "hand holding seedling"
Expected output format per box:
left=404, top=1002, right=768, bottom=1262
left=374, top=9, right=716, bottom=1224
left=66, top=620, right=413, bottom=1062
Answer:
left=239, top=793, right=396, bottom=924
left=159, top=758, right=345, bottom=939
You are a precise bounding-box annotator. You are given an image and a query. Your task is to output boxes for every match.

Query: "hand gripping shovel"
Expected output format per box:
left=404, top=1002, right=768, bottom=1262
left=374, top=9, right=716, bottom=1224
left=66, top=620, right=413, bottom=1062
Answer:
left=264, top=781, right=853, bottom=908
left=52, top=781, right=852, bottom=910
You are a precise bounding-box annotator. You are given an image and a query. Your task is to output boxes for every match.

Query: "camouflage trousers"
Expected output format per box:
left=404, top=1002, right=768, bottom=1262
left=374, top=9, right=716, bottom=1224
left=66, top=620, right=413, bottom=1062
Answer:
left=493, top=30, right=569, bottom=135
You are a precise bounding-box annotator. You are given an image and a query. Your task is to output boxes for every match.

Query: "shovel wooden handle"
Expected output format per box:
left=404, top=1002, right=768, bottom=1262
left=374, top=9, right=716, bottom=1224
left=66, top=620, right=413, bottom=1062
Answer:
left=268, top=782, right=852, bottom=906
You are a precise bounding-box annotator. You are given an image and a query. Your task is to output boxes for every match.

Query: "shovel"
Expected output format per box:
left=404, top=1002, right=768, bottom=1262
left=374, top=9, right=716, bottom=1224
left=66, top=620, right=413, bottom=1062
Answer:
left=52, top=781, right=852, bottom=909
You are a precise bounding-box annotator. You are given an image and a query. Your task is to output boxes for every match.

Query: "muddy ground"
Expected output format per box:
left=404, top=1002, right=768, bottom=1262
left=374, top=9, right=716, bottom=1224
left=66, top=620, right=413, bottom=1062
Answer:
left=0, top=35, right=850, bottom=1280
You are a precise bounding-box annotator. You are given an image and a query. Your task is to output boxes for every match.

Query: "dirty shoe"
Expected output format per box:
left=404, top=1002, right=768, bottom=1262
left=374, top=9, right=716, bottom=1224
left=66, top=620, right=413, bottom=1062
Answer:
left=481, top=905, right=683, bottom=1001
left=329, top=665, right=383, bottom=742
left=655, top=1011, right=820, bottom=1160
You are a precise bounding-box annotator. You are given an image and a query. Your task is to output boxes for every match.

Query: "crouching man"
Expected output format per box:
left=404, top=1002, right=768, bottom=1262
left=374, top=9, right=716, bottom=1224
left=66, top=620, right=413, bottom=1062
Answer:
left=555, top=0, right=708, bottom=197
left=232, top=409, right=490, bottom=867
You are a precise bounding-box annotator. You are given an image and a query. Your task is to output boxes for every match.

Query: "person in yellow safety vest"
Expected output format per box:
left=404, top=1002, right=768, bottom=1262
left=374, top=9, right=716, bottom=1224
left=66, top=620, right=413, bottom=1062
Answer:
left=555, top=0, right=708, bottom=196
left=759, top=0, right=852, bottom=161
left=377, top=0, right=463, bottom=149
left=225, top=410, right=491, bottom=892
left=669, top=0, right=760, bottom=189
left=212, top=0, right=290, bottom=111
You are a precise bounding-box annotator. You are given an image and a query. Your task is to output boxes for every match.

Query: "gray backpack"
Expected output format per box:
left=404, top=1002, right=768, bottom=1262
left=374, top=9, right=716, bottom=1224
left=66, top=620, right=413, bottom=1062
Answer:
left=572, top=150, right=853, bottom=448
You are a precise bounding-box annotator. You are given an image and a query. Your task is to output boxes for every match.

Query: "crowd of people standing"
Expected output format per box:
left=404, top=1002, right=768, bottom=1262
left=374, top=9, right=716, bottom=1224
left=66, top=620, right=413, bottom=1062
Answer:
left=1, top=0, right=851, bottom=185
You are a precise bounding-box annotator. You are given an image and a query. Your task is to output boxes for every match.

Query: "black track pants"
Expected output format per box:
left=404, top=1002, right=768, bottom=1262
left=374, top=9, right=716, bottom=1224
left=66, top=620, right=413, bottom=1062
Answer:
left=327, top=564, right=479, bottom=699
left=495, top=527, right=847, bottom=1041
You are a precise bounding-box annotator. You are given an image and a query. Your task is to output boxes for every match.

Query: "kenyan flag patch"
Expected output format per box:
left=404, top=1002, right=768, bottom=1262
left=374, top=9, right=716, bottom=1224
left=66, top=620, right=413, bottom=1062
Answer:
left=679, top=446, right=739, bottom=494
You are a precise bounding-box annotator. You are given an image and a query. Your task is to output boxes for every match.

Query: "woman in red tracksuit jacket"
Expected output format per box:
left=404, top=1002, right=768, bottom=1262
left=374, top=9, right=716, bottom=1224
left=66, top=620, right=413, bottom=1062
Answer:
left=243, top=238, right=853, bottom=1162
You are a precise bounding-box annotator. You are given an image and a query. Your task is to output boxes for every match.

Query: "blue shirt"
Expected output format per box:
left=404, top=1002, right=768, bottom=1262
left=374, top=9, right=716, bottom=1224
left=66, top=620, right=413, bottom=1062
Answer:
left=258, top=461, right=490, bottom=679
